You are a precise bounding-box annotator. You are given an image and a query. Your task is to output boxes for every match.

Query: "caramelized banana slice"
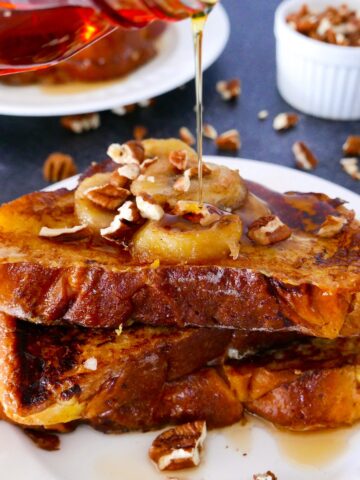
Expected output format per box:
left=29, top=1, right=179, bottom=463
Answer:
left=132, top=213, right=242, bottom=263
left=132, top=138, right=248, bottom=210
left=75, top=172, right=114, bottom=231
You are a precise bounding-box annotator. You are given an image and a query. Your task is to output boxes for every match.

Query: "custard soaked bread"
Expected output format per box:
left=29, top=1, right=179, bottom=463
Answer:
left=0, top=139, right=358, bottom=337
left=1, top=311, right=360, bottom=432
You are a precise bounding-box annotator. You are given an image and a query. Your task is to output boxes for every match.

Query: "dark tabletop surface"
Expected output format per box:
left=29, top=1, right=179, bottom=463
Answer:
left=0, top=0, right=359, bottom=204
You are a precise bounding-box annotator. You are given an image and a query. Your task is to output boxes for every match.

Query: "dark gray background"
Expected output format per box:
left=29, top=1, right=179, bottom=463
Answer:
left=0, top=0, right=359, bottom=203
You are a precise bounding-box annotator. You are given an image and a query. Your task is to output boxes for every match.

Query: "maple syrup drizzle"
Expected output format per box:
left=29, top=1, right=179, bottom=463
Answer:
left=191, top=2, right=216, bottom=204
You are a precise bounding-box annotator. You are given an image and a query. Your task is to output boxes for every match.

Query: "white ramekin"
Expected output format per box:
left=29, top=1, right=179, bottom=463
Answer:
left=275, top=0, right=360, bottom=120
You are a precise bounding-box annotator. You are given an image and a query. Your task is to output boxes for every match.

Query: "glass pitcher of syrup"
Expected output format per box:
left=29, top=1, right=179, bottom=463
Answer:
left=0, top=0, right=216, bottom=74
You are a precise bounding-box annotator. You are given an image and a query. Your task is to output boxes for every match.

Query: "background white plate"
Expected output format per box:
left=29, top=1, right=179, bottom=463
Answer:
left=4, top=157, right=360, bottom=480
left=0, top=5, right=229, bottom=117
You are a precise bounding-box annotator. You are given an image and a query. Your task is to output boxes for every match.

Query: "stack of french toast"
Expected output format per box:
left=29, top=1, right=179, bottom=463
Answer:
left=0, top=138, right=359, bottom=442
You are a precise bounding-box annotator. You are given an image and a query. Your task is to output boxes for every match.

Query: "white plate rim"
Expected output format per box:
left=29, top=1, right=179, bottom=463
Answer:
left=0, top=4, right=229, bottom=117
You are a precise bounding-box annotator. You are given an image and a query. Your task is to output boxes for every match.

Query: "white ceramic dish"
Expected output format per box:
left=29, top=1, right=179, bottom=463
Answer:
left=275, top=0, right=360, bottom=120
left=0, top=4, right=229, bottom=117
left=3, top=156, right=358, bottom=480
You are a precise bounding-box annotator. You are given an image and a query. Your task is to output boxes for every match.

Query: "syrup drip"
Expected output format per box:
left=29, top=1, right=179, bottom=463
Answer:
left=191, top=1, right=217, bottom=204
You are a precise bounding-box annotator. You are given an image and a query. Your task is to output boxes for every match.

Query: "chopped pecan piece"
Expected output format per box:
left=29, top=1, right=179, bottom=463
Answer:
left=215, top=129, right=241, bottom=151
left=141, top=157, right=158, bottom=172
left=133, top=125, right=148, bottom=141
left=85, top=183, right=130, bottom=210
left=169, top=150, right=189, bottom=171
left=187, top=164, right=212, bottom=177
left=248, top=215, right=292, bottom=245
left=60, top=113, right=100, bottom=134
left=203, top=123, right=218, bottom=139
left=107, top=141, right=145, bottom=165
left=83, top=357, right=97, bottom=371
left=109, top=170, right=129, bottom=188
left=117, top=163, right=140, bottom=180
left=340, top=157, right=360, bottom=180
left=111, top=104, right=136, bottom=116
left=273, top=113, right=299, bottom=131
left=43, top=152, right=77, bottom=182
left=179, top=127, right=195, bottom=146
left=149, top=421, right=206, bottom=471
left=39, top=224, right=87, bottom=239
left=258, top=109, right=269, bottom=120
left=317, top=215, right=348, bottom=238
left=216, top=78, right=241, bottom=100
left=173, top=201, right=221, bottom=226
left=253, top=471, right=278, bottom=480
left=136, top=194, right=164, bottom=221
left=292, top=141, right=318, bottom=170
left=100, top=201, right=140, bottom=240
left=138, top=98, right=155, bottom=108
left=343, top=136, right=360, bottom=156
left=173, top=171, right=191, bottom=193
left=100, top=216, right=131, bottom=240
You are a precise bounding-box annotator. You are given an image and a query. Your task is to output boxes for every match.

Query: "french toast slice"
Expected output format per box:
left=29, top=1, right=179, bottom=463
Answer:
left=0, top=313, right=240, bottom=431
left=1, top=312, right=360, bottom=433
left=0, top=139, right=358, bottom=337
left=227, top=335, right=360, bottom=430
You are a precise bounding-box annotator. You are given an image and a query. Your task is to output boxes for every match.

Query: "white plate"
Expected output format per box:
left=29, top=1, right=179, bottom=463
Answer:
left=3, top=157, right=360, bottom=480
left=0, top=5, right=229, bottom=117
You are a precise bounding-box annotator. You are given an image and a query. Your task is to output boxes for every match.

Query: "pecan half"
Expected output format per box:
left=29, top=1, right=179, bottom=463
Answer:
left=216, top=78, right=241, bottom=100
left=248, top=215, right=292, bottom=245
left=43, top=152, right=77, bottom=183
left=317, top=215, right=348, bottom=238
left=273, top=113, right=299, bottom=131
left=343, top=135, right=360, bottom=156
left=292, top=141, right=318, bottom=170
left=60, top=113, right=100, bottom=134
left=149, top=421, right=206, bottom=471
left=179, top=127, right=195, bottom=146
left=215, top=129, right=241, bottom=151
left=85, top=183, right=130, bottom=210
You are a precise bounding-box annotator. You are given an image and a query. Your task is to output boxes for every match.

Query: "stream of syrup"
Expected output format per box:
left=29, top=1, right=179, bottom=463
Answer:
left=191, top=1, right=217, bottom=204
